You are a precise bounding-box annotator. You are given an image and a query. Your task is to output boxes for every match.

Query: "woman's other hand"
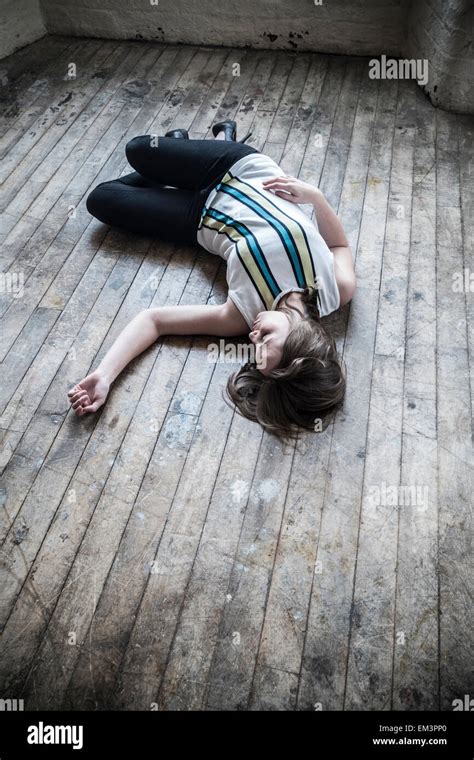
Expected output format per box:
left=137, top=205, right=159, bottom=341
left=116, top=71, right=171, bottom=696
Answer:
left=262, top=176, right=319, bottom=204
left=67, top=370, right=110, bottom=416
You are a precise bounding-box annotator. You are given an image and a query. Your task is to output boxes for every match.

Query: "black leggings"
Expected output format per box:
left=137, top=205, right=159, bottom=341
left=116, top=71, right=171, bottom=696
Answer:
left=86, top=136, right=260, bottom=245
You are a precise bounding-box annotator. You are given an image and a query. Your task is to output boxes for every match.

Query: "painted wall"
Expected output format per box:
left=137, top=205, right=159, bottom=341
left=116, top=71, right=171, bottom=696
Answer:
left=38, top=0, right=410, bottom=56
left=0, top=0, right=47, bottom=59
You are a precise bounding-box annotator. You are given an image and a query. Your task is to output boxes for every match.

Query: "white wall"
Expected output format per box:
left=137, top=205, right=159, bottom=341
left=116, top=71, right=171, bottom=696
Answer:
left=38, top=0, right=410, bottom=56
left=0, top=0, right=46, bottom=59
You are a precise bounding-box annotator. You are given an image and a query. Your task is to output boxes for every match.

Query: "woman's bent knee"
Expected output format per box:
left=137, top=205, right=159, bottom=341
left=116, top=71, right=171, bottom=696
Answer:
left=86, top=182, right=113, bottom=220
left=125, top=135, right=147, bottom=164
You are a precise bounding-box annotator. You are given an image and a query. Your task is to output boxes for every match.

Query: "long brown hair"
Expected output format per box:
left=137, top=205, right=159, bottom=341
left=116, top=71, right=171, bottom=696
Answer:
left=226, top=287, right=346, bottom=440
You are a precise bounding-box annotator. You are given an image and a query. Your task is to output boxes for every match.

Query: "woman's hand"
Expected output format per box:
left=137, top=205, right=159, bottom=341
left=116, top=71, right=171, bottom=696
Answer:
left=262, top=176, right=319, bottom=204
left=67, top=370, right=110, bottom=416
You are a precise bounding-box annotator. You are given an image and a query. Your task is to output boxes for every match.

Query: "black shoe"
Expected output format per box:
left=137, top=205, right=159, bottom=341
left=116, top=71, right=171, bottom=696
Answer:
left=164, top=128, right=189, bottom=139
left=212, top=120, right=252, bottom=144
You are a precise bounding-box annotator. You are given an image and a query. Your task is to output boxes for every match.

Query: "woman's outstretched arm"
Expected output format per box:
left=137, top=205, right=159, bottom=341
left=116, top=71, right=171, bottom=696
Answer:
left=67, top=300, right=248, bottom=416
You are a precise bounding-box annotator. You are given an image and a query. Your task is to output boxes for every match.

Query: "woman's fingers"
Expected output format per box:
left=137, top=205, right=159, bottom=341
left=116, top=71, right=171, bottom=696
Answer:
left=262, top=177, right=290, bottom=185
left=75, top=399, right=94, bottom=416
left=72, top=395, right=90, bottom=410
left=70, top=396, right=88, bottom=409
left=274, top=190, right=297, bottom=201
left=271, top=186, right=295, bottom=194
left=264, top=184, right=296, bottom=196
left=68, top=377, right=104, bottom=416
left=69, top=389, right=88, bottom=404
left=81, top=400, right=102, bottom=414
left=271, top=187, right=297, bottom=199
left=68, top=384, right=83, bottom=397
left=263, top=177, right=291, bottom=187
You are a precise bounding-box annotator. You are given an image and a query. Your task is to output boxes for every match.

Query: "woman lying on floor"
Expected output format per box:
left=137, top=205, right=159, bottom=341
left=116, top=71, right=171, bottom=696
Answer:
left=68, top=121, right=356, bottom=440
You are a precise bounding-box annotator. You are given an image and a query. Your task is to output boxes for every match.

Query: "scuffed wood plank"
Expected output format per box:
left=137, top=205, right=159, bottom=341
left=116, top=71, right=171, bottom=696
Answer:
left=435, top=110, right=472, bottom=710
left=253, top=66, right=379, bottom=713
left=228, top=52, right=277, bottom=144
left=344, top=82, right=416, bottom=711
left=0, top=40, right=117, bottom=192
left=298, top=75, right=399, bottom=712
left=458, top=113, right=473, bottom=424
left=21, top=260, right=220, bottom=709
left=154, top=413, right=262, bottom=711
left=205, top=433, right=295, bottom=710
left=267, top=54, right=311, bottom=145
left=110, top=360, right=237, bottom=710
left=0, top=35, right=76, bottom=137
left=191, top=48, right=253, bottom=138
left=0, top=307, right=60, bottom=410
left=0, top=242, right=195, bottom=694
left=317, top=59, right=364, bottom=210
left=392, top=86, right=439, bottom=711
left=279, top=54, right=329, bottom=178
left=298, top=56, right=345, bottom=192
left=0, top=38, right=89, bottom=155
left=13, top=46, right=161, bottom=221
left=0, top=45, right=163, bottom=320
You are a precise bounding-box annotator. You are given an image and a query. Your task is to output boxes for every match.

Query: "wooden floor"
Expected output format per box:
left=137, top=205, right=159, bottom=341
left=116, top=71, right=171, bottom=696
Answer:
left=0, top=35, right=472, bottom=712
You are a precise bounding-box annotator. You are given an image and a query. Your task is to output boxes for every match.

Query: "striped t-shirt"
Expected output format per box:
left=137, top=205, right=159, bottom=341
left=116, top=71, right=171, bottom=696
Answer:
left=196, top=153, right=340, bottom=328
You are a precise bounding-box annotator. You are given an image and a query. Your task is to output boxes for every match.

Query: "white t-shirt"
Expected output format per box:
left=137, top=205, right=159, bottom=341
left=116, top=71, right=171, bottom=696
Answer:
left=196, top=153, right=340, bottom=328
